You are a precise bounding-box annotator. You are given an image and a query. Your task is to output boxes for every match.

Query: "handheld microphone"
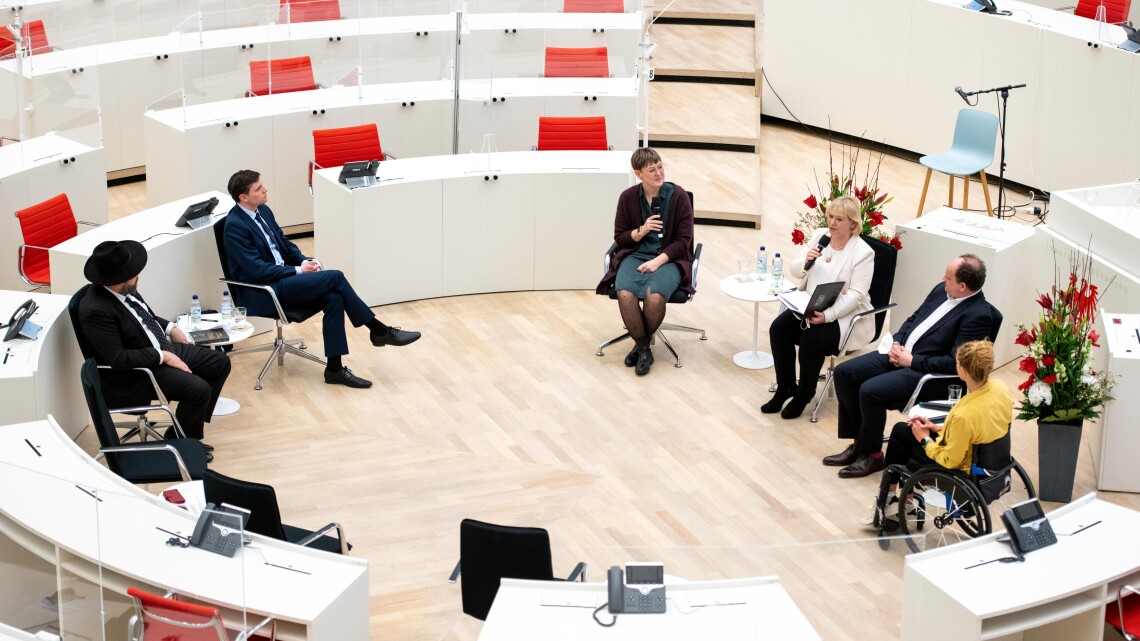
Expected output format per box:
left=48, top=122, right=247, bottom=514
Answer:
left=955, top=86, right=971, bottom=104
left=802, top=235, right=831, bottom=273
left=650, top=198, right=663, bottom=236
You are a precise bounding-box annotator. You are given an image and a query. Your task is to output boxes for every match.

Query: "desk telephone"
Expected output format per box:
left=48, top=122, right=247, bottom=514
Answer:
left=607, top=563, right=666, bottom=614
left=338, top=160, right=379, bottom=189
left=1001, top=498, right=1057, bottom=556
left=189, top=502, right=251, bottom=558
left=3, top=299, right=41, bottom=342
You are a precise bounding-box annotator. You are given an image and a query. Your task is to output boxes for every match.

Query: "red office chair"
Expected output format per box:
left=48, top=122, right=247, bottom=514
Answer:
left=247, top=56, right=319, bottom=97
left=1107, top=585, right=1140, bottom=640
left=563, top=0, right=624, bottom=12
left=0, top=20, right=51, bottom=58
left=126, top=587, right=275, bottom=641
left=15, top=193, right=98, bottom=288
left=536, top=116, right=609, bottom=151
left=278, top=0, right=341, bottom=23
left=309, top=123, right=389, bottom=192
left=1074, top=0, right=1131, bottom=23
left=544, top=47, right=609, bottom=78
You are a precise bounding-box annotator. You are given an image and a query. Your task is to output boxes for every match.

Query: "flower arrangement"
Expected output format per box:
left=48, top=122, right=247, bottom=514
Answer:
left=1014, top=249, right=1115, bottom=423
left=793, top=143, right=903, bottom=250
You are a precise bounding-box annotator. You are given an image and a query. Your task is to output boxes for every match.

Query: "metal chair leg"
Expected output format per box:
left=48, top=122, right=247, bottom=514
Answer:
left=655, top=330, right=682, bottom=368
left=597, top=331, right=631, bottom=356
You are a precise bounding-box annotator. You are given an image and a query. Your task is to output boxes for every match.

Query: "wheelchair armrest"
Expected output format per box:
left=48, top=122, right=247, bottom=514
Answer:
left=566, top=562, right=587, bottom=582
left=903, top=373, right=962, bottom=413
left=295, top=522, right=350, bottom=554
left=98, top=444, right=192, bottom=482
left=835, top=302, right=898, bottom=355
left=448, top=560, right=462, bottom=583
left=218, top=277, right=290, bottom=322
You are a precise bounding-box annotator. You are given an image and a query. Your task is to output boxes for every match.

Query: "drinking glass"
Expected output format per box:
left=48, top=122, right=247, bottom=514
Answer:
left=736, top=260, right=751, bottom=282
left=947, top=384, right=963, bottom=404
left=233, top=307, right=248, bottom=329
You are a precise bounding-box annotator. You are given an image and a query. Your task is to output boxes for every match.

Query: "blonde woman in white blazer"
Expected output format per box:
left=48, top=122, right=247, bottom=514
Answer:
left=763, top=195, right=875, bottom=419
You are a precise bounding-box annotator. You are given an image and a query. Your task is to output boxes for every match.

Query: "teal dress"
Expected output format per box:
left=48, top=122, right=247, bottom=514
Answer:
left=615, top=183, right=682, bottom=300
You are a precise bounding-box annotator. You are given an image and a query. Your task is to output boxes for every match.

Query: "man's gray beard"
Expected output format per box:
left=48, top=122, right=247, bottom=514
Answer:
left=121, top=282, right=138, bottom=297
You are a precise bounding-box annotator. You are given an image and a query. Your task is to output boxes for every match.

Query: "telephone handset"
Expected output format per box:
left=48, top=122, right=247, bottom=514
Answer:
left=1001, top=498, right=1057, bottom=556
left=966, top=0, right=998, bottom=12
left=607, top=563, right=666, bottom=614
left=3, top=299, right=40, bottom=342
left=188, top=502, right=251, bottom=558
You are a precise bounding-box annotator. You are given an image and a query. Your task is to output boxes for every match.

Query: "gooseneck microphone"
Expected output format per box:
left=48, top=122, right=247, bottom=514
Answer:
left=955, top=86, right=971, bottom=104
left=802, top=234, right=831, bottom=273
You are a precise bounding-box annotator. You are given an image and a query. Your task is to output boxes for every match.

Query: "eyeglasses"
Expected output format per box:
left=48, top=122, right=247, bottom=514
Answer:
left=641, top=163, right=665, bottom=175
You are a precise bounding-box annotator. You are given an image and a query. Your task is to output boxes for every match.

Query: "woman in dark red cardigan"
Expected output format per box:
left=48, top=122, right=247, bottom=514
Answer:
left=596, top=148, right=695, bottom=375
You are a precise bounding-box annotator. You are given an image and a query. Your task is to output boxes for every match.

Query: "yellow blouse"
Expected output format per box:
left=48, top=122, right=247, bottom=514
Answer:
left=924, top=379, right=1012, bottom=474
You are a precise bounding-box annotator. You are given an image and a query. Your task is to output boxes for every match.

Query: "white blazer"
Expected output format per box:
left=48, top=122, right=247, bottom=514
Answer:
left=786, top=227, right=876, bottom=350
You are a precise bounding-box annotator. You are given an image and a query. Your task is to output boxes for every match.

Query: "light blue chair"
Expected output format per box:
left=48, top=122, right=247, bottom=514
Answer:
left=917, top=109, right=999, bottom=218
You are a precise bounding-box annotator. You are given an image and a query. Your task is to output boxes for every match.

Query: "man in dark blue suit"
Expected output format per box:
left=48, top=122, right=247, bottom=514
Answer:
left=823, top=254, right=998, bottom=478
left=223, top=169, right=420, bottom=389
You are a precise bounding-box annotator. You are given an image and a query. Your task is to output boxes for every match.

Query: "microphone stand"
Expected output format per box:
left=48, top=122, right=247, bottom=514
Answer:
left=959, top=83, right=1026, bottom=219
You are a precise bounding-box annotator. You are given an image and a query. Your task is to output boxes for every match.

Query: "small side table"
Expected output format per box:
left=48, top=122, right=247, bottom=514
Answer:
left=176, top=313, right=254, bottom=416
left=719, top=275, right=780, bottom=370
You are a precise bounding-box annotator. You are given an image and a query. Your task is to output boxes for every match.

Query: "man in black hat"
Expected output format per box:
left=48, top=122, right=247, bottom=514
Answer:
left=77, top=240, right=230, bottom=459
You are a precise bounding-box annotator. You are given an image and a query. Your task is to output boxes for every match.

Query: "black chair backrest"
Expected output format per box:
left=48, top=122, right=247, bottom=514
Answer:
left=986, top=303, right=1004, bottom=344
left=211, top=215, right=245, bottom=308
left=68, top=284, right=97, bottom=360
left=861, top=235, right=898, bottom=343
left=459, top=519, right=555, bottom=620
left=202, top=469, right=289, bottom=540
left=79, top=358, right=128, bottom=470
left=972, top=427, right=1013, bottom=503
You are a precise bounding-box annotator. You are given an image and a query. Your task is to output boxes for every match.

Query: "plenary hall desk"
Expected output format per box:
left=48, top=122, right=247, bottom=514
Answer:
left=480, top=577, right=820, bottom=641
left=0, top=291, right=86, bottom=437
left=143, top=77, right=637, bottom=228
left=0, top=417, right=369, bottom=641
left=312, top=151, right=631, bottom=306
left=901, top=494, right=1140, bottom=641
left=49, top=192, right=236, bottom=321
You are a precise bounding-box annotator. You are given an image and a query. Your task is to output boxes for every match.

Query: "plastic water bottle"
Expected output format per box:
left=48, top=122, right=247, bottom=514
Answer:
left=756, top=245, right=768, bottom=281
left=220, top=290, right=232, bottom=321
left=771, top=253, right=784, bottom=289
left=190, top=295, right=202, bottom=329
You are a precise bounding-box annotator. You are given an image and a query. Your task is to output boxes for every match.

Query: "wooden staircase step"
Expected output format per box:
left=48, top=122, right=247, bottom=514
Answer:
left=649, top=81, right=759, bottom=149
left=651, top=23, right=756, bottom=80
left=652, top=0, right=758, bottom=21
left=663, top=148, right=759, bottom=227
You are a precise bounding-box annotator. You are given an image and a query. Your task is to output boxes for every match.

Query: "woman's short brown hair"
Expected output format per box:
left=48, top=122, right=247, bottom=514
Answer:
left=956, top=340, right=994, bottom=384
left=630, top=148, right=662, bottom=171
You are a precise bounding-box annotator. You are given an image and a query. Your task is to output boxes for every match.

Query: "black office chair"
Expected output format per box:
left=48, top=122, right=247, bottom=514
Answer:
left=202, top=469, right=349, bottom=555
left=212, top=215, right=326, bottom=390
left=80, top=358, right=208, bottom=484
left=596, top=192, right=705, bottom=367
left=68, top=284, right=182, bottom=442
left=901, top=303, right=1005, bottom=414
left=448, top=518, right=587, bottom=621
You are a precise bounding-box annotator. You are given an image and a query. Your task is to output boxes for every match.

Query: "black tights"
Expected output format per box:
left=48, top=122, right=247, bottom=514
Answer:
left=618, top=289, right=667, bottom=344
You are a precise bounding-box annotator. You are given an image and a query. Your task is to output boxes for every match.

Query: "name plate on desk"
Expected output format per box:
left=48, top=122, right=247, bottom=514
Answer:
left=539, top=591, right=603, bottom=609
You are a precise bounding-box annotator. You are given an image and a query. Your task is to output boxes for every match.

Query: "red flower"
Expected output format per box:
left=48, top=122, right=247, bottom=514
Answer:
left=791, top=229, right=806, bottom=245
left=1036, top=293, right=1052, bottom=310
left=1041, top=354, right=1055, bottom=366
left=1019, top=357, right=1038, bottom=374
left=1018, top=376, right=1034, bottom=392
left=1015, top=328, right=1036, bottom=346
left=868, top=211, right=884, bottom=227
left=1043, top=374, right=1057, bottom=384
left=803, top=195, right=818, bottom=209
left=889, top=237, right=903, bottom=250
left=854, top=186, right=867, bottom=200
left=1089, top=329, right=1100, bottom=347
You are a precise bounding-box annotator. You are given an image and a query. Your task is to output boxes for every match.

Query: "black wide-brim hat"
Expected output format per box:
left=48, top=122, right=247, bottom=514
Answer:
left=83, top=240, right=148, bottom=285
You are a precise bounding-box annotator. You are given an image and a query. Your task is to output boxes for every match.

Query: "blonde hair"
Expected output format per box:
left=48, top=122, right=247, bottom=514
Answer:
left=827, top=195, right=862, bottom=234
left=956, top=340, right=994, bottom=384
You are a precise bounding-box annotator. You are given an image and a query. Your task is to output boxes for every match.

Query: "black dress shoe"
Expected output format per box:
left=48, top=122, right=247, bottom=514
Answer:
left=205, top=452, right=214, bottom=464
left=324, top=366, right=373, bottom=389
left=838, top=454, right=886, bottom=479
left=371, top=326, right=421, bottom=347
left=780, top=393, right=814, bottom=419
left=201, top=442, right=214, bottom=452
left=822, top=443, right=859, bottom=467
left=624, top=345, right=640, bottom=367
left=761, top=387, right=795, bottom=414
left=634, top=347, right=654, bottom=376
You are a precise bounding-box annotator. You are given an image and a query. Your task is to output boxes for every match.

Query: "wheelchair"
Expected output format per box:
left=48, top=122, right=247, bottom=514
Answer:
left=873, top=427, right=1036, bottom=553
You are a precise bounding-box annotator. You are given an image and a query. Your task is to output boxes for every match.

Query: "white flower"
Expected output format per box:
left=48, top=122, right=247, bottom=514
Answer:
left=1081, top=374, right=1097, bottom=387
left=1028, top=381, right=1053, bottom=407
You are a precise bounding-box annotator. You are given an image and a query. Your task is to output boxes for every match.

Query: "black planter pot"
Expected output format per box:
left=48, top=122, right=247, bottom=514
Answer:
left=1036, top=418, right=1083, bottom=503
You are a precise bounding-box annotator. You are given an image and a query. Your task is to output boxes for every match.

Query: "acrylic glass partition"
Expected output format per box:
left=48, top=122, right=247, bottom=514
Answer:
left=0, top=460, right=251, bottom=641
left=465, top=0, right=640, bottom=13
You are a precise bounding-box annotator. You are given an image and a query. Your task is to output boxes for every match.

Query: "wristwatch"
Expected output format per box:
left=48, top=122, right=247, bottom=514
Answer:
left=922, top=436, right=933, bottom=446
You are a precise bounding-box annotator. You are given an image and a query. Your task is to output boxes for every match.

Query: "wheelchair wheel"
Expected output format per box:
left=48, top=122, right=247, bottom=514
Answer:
left=987, top=459, right=1037, bottom=516
left=898, top=469, right=990, bottom=553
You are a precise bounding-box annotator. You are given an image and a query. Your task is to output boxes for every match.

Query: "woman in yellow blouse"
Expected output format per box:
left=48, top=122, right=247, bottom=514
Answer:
left=862, top=340, right=1011, bottom=523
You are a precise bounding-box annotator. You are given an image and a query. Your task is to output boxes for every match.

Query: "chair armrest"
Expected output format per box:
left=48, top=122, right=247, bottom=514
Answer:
left=96, top=364, right=184, bottom=435
left=77, top=220, right=101, bottom=227
left=448, top=560, right=462, bottom=582
left=691, top=242, right=703, bottom=289
left=98, top=444, right=192, bottom=482
left=218, top=277, right=290, bottom=322
left=234, top=616, right=276, bottom=641
left=1116, top=584, right=1140, bottom=633
left=566, top=562, right=587, bottom=582
left=295, top=521, right=349, bottom=554
left=18, top=243, right=53, bottom=253
left=834, top=302, right=898, bottom=354
left=382, top=151, right=398, bottom=160
left=902, top=373, right=961, bottom=413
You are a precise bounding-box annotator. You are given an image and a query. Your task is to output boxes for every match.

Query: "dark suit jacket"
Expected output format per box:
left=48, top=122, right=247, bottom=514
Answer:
left=596, top=182, right=695, bottom=296
left=77, top=284, right=170, bottom=403
left=893, top=283, right=998, bottom=374
left=222, top=204, right=309, bottom=317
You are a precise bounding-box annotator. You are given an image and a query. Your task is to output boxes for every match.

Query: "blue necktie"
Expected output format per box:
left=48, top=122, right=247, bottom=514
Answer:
left=253, top=212, right=285, bottom=266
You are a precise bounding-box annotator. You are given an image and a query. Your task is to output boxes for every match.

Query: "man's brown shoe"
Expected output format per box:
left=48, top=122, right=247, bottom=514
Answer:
left=822, top=444, right=859, bottom=467
left=838, top=454, right=886, bottom=479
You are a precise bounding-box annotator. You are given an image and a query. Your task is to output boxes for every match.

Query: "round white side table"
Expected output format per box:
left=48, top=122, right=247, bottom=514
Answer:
left=719, top=274, right=782, bottom=370
left=176, top=313, right=254, bottom=416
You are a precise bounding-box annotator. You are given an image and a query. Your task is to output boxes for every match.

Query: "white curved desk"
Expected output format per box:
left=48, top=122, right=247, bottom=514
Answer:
left=0, top=417, right=369, bottom=641
left=143, top=77, right=637, bottom=228
left=0, top=135, right=108, bottom=292
left=312, top=150, right=631, bottom=306
left=0, top=291, right=86, bottom=438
